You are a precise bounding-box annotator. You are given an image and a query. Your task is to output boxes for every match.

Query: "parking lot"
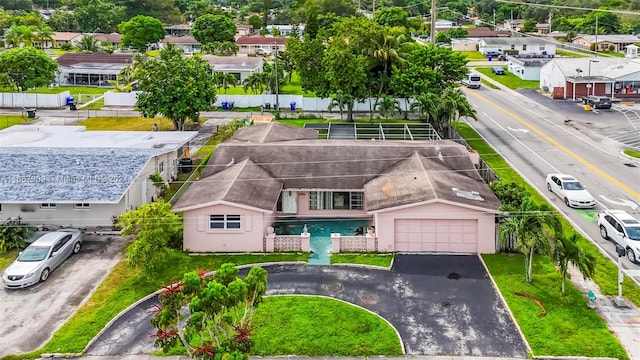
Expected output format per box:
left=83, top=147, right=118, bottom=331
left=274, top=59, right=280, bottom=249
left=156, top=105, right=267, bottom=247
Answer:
left=0, top=234, right=126, bottom=358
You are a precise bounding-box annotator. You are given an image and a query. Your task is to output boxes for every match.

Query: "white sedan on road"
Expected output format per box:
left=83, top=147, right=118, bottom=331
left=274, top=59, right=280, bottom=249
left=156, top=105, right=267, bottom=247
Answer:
left=545, top=173, right=596, bottom=208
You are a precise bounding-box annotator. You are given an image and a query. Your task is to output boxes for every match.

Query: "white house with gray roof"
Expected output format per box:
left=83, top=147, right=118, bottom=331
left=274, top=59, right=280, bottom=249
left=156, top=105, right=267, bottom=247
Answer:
left=201, top=55, right=264, bottom=82
left=479, top=37, right=556, bottom=55
left=0, top=126, right=197, bottom=228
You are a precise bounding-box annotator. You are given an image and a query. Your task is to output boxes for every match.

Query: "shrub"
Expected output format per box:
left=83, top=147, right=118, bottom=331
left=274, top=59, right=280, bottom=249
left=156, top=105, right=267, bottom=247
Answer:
left=490, top=180, right=529, bottom=209
left=0, top=217, right=35, bottom=253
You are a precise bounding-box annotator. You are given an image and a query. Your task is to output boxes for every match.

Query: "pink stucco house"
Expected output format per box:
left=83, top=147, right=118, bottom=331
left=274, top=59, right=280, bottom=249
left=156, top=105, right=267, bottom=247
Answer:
left=173, top=123, right=501, bottom=254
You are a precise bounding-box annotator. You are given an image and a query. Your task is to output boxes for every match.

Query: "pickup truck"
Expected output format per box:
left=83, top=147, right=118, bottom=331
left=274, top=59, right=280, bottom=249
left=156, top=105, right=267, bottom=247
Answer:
left=461, top=74, right=482, bottom=89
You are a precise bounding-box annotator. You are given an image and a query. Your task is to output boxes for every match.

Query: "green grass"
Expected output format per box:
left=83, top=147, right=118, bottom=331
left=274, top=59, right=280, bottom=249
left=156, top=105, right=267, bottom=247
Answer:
left=481, top=79, right=500, bottom=89
left=454, top=121, right=640, bottom=341
left=8, top=253, right=308, bottom=359
left=556, top=49, right=589, bottom=58
left=0, top=249, right=19, bottom=271
left=459, top=51, right=486, bottom=60
left=76, top=116, right=177, bottom=131
left=474, top=67, right=539, bottom=90
left=0, top=115, right=29, bottom=129
left=281, top=71, right=316, bottom=96
left=483, top=254, right=627, bottom=359
left=251, top=296, right=403, bottom=356
left=623, top=149, right=640, bottom=158
left=331, top=253, right=394, bottom=267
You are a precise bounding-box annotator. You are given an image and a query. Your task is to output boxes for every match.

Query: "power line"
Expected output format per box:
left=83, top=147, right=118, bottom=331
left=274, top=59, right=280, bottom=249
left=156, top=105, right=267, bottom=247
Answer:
left=494, top=0, right=640, bottom=17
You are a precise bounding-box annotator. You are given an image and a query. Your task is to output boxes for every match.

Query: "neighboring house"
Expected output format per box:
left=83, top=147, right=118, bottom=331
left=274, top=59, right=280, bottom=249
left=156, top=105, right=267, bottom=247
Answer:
left=503, top=19, right=523, bottom=32
left=479, top=37, right=556, bottom=55
left=236, top=25, right=253, bottom=37
left=536, top=23, right=550, bottom=35
left=435, top=19, right=455, bottom=29
left=160, top=36, right=202, bottom=53
left=465, top=27, right=511, bottom=38
left=55, top=52, right=133, bottom=86
left=539, top=57, right=640, bottom=100
left=0, top=125, right=197, bottom=227
left=202, top=55, right=264, bottom=83
left=237, top=35, right=286, bottom=55
left=266, top=24, right=305, bottom=36
left=572, top=34, right=640, bottom=53
left=451, top=38, right=480, bottom=52
left=40, top=32, right=83, bottom=48
left=173, top=123, right=501, bottom=254
left=93, top=33, right=122, bottom=48
left=506, top=54, right=554, bottom=81
left=164, top=24, right=191, bottom=37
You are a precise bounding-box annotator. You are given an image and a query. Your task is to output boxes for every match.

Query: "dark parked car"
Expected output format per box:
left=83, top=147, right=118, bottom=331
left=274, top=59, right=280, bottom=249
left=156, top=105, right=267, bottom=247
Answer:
left=583, top=95, right=612, bottom=109
left=491, top=67, right=505, bottom=75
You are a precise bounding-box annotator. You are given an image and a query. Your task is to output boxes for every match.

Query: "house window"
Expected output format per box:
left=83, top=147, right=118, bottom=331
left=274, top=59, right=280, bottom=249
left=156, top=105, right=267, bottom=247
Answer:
left=511, top=45, right=515, bottom=50
left=308, top=191, right=364, bottom=210
left=40, top=203, right=57, bottom=209
left=540, top=45, right=545, bottom=51
left=522, top=44, right=527, bottom=51
left=74, top=203, right=90, bottom=209
left=209, top=214, right=241, bottom=230
left=158, top=161, right=164, bottom=173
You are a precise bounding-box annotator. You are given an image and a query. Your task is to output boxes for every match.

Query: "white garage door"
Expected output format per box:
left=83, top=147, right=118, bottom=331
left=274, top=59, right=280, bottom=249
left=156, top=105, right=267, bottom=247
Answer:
left=394, top=219, right=478, bottom=253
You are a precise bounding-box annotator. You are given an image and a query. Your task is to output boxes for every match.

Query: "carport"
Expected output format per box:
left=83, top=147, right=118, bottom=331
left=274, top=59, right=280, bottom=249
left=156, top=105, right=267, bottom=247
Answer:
left=303, top=122, right=441, bottom=140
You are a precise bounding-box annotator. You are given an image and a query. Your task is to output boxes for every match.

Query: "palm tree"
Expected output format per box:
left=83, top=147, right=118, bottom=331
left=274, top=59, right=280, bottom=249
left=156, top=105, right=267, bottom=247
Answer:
left=35, top=26, right=56, bottom=48
left=202, top=41, right=221, bottom=54
left=4, top=25, right=38, bottom=47
left=411, top=92, right=441, bottom=124
left=75, top=35, right=101, bottom=53
left=243, top=72, right=267, bottom=94
left=499, top=197, right=562, bottom=283
left=363, top=32, right=409, bottom=94
left=375, top=95, right=401, bottom=120
left=438, top=87, right=478, bottom=138
left=328, top=90, right=351, bottom=121
left=220, top=41, right=239, bottom=56
left=553, top=233, right=595, bottom=294
left=214, top=72, right=238, bottom=93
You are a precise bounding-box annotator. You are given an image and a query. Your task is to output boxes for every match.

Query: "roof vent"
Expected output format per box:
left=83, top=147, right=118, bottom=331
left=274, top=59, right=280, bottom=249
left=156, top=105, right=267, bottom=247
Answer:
left=452, top=187, right=485, bottom=201
left=152, top=143, right=166, bottom=148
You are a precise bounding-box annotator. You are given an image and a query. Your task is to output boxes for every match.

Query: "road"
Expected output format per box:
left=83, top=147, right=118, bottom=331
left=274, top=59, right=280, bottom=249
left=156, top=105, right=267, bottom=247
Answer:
left=462, top=85, right=640, bottom=274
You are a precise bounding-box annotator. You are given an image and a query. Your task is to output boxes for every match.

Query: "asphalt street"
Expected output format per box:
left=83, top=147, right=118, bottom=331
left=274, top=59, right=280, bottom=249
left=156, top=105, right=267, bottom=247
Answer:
left=86, top=255, right=528, bottom=358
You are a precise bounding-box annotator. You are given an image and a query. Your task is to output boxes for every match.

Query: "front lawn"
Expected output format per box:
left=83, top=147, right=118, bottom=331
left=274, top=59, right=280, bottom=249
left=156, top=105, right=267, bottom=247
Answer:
left=0, top=115, right=29, bottom=130
left=483, top=254, right=627, bottom=359
left=251, top=296, right=403, bottom=356
left=460, top=51, right=486, bottom=60
left=0, top=249, right=19, bottom=271
left=454, top=123, right=640, bottom=359
left=19, top=253, right=307, bottom=358
left=474, top=67, right=539, bottom=90
left=556, top=49, right=589, bottom=58
left=331, top=253, right=394, bottom=267
left=76, top=116, right=176, bottom=131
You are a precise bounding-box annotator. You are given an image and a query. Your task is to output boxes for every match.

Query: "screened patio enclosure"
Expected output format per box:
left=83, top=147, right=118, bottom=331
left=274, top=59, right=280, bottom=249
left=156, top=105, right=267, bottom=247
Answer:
left=58, top=62, right=126, bottom=87
left=303, top=122, right=442, bottom=140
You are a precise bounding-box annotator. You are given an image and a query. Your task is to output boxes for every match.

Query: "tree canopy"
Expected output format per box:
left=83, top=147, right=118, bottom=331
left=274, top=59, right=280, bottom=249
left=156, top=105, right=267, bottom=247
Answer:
left=73, top=0, right=126, bottom=33
left=119, top=15, right=166, bottom=51
left=191, top=13, right=236, bottom=44
left=134, top=45, right=217, bottom=131
left=0, top=47, right=58, bottom=91
left=373, top=7, right=409, bottom=28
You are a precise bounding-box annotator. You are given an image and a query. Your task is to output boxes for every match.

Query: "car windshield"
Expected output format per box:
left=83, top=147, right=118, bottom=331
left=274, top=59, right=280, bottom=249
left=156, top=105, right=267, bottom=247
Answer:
left=17, top=246, right=50, bottom=262
left=562, top=181, right=584, bottom=190
left=627, top=227, right=640, bottom=241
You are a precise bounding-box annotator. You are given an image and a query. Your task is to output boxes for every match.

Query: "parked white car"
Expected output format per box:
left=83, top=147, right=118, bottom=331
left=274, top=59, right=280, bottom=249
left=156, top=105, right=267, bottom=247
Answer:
left=545, top=173, right=596, bottom=208
left=597, top=210, right=640, bottom=263
left=2, top=228, right=82, bottom=289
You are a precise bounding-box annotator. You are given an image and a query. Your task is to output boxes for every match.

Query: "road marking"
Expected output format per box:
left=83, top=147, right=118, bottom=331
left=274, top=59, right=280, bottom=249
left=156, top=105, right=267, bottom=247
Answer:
left=466, top=90, right=640, bottom=201
left=507, top=127, right=529, bottom=133
left=599, top=195, right=639, bottom=210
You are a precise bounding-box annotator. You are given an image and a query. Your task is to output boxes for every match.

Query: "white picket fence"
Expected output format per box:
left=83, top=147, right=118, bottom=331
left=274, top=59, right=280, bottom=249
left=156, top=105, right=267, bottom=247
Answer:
left=0, top=91, right=71, bottom=108
left=103, top=91, right=412, bottom=112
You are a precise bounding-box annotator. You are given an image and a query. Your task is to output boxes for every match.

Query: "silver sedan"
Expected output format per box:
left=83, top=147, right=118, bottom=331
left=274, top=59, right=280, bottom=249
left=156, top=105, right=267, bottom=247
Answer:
left=3, top=228, right=82, bottom=289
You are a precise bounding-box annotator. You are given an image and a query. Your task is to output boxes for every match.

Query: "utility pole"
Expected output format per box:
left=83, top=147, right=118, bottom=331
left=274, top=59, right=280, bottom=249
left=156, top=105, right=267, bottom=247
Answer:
left=595, top=16, right=598, bottom=57
left=430, top=0, right=436, bottom=44
left=493, top=9, right=496, bottom=30
left=548, top=11, right=553, bottom=32
left=274, top=41, right=279, bottom=114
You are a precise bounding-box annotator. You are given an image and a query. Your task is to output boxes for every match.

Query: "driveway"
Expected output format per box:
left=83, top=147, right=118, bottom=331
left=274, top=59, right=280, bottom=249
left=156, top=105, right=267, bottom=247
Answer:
left=0, top=234, right=126, bottom=358
left=87, top=255, right=528, bottom=357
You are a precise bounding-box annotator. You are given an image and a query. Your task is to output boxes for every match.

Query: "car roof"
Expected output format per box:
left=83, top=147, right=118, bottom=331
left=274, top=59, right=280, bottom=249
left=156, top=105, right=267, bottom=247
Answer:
left=30, top=231, right=73, bottom=246
left=549, top=173, right=578, bottom=181
left=604, top=210, right=640, bottom=225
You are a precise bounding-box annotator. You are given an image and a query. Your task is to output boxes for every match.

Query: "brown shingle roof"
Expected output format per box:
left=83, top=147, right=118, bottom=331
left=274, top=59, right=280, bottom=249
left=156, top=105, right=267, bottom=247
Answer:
left=162, top=36, right=200, bottom=44
left=236, top=35, right=286, bottom=45
left=445, top=27, right=511, bottom=37
left=56, top=52, right=133, bottom=67
left=93, top=33, right=122, bottom=43
left=52, top=32, right=82, bottom=41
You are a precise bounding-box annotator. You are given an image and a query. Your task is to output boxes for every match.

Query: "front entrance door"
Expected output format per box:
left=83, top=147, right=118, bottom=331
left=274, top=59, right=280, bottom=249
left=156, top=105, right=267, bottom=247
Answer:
left=282, top=191, right=297, bottom=213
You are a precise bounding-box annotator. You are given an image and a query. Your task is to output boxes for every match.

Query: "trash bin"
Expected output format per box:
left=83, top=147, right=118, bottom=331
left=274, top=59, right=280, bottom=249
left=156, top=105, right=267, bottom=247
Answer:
left=179, top=158, right=193, bottom=173
left=290, top=102, right=296, bottom=111
left=65, top=96, right=75, bottom=105
left=264, top=103, right=271, bottom=110
left=26, top=108, right=36, bottom=118
left=229, top=101, right=235, bottom=110
left=487, top=56, right=493, bottom=61
left=222, top=101, right=229, bottom=110
left=69, top=102, right=77, bottom=111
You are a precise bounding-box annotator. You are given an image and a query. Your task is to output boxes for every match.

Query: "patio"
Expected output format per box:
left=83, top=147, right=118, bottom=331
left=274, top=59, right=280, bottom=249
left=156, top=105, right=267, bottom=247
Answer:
left=303, top=122, right=441, bottom=140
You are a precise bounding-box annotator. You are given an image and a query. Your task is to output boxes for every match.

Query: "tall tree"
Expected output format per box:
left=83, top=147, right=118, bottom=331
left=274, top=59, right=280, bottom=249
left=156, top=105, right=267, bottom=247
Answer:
left=552, top=233, right=596, bottom=295
left=191, top=13, right=236, bottom=44
left=47, top=8, right=79, bottom=32
left=75, top=35, right=102, bottom=52
left=151, top=263, right=268, bottom=358
left=0, top=47, right=58, bottom=91
left=248, top=14, right=263, bottom=30
left=438, top=87, right=477, bottom=138
left=115, top=0, right=181, bottom=25
left=214, top=72, right=238, bottom=93
left=73, top=0, right=125, bottom=33
left=375, top=95, right=401, bottom=120
left=373, top=7, right=409, bottom=28
left=3, top=25, right=38, bottom=47
left=119, top=15, right=166, bottom=52
left=117, top=200, right=183, bottom=275
left=499, top=198, right=562, bottom=283
left=134, top=45, right=217, bottom=131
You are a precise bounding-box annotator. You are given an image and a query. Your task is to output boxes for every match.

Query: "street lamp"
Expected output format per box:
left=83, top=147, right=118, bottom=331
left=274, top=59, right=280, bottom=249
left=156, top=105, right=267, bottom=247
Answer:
left=587, top=59, right=599, bottom=97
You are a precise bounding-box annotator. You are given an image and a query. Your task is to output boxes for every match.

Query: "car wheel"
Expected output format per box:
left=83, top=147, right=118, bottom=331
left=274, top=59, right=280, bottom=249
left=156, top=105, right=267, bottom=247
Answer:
left=40, top=268, right=50, bottom=282
left=599, top=225, right=608, bottom=240
left=547, top=182, right=552, bottom=191
left=72, top=242, right=81, bottom=254
left=564, top=197, right=571, bottom=207
left=628, top=249, right=637, bottom=264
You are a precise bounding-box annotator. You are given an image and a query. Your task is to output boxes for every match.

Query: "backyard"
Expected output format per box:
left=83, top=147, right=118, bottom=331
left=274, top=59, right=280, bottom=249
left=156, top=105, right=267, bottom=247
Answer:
left=0, top=115, right=29, bottom=130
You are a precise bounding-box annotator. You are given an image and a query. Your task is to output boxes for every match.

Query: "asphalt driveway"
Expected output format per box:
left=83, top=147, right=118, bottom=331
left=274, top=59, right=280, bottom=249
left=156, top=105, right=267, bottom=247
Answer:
left=0, top=234, right=126, bottom=358
left=87, top=255, right=528, bottom=357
